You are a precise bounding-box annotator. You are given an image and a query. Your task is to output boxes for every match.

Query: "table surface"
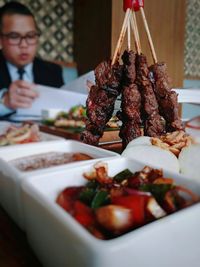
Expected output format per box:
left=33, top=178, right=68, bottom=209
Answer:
left=40, top=124, right=123, bottom=153
left=0, top=205, right=42, bottom=267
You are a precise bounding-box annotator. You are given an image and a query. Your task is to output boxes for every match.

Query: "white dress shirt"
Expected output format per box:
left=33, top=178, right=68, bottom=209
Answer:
left=0, top=62, right=34, bottom=116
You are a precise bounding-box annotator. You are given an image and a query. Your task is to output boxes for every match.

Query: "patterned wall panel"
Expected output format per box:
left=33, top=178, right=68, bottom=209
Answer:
left=0, top=0, right=74, bottom=62
left=184, top=0, right=200, bottom=78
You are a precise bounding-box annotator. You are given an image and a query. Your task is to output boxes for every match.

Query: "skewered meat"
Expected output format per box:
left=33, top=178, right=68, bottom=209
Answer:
left=82, top=53, right=183, bottom=148
left=135, top=54, right=165, bottom=137
left=80, top=4, right=184, bottom=148
left=144, top=113, right=165, bottom=137
left=81, top=60, right=122, bottom=145
left=95, top=60, right=122, bottom=89
left=121, top=49, right=137, bottom=84
left=81, top=121, right=104, bottom=146
left=119, top=120, right=141, bottom=146
left=119, top=50, right=142, bottom=148
left=149, top=62, right=183, bottom=131
left=86, top=85, right=118, bottom=128
left=121, top=84, right=141, bottom=121
left=79, top=129, right=101, bottom=146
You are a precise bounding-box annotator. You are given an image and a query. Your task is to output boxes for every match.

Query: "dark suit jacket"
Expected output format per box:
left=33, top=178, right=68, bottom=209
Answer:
left=0, top=50, right=64, bottom=90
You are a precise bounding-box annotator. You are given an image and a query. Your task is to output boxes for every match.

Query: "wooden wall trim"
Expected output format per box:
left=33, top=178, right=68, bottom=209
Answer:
left=74, top=0, right=112, bottom=75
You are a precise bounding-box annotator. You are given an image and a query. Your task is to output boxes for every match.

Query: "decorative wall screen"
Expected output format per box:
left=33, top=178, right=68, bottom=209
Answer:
left=0, top=0, right=74, bottom=62
left=184, top=0, right=200, bottom=78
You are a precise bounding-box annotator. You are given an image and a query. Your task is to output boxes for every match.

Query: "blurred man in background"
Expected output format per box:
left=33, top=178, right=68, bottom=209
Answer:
left=0, top=1, right=64, bottom=117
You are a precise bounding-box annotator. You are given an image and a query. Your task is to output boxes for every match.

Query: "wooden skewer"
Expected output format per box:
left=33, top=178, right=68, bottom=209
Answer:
left=132, top=12, right=141, bottom=53
left=127, top=17, right=131, bottom=51
left=112, top=8, right=131, bottom=65
left=140, top=7, right=157, bottom=63
left=130, top=11, right=141, bottom=54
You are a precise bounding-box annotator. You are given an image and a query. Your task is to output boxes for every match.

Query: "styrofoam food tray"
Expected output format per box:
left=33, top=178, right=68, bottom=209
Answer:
left=21, top=157, right=200, bottom=267
left=0, top=140, right=118, bottom=229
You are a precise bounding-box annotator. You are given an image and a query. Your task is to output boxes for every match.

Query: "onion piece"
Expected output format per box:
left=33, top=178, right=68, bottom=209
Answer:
left=146, top=197, right=166, bottom=218
left=96, top=205, right=133, bottom=233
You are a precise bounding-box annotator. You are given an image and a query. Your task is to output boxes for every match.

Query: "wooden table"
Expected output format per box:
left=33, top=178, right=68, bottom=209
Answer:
left=39, top=124, right=123, bottom=154
left=0, top=205, right=42, bottom=267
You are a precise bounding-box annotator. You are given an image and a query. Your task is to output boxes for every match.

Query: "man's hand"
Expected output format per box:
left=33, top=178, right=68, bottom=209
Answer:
left=3, top=80, right=39, bottom=109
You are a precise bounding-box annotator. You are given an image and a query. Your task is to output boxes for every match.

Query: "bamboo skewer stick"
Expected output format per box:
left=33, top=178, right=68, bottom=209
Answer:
left=127, top=17, right=131, bottom=51
left=140, top=7, right=157, bottom=63
left=132, top=12, right=141, bottom=53
left=130, top=11, right=141, bottom=54
left=112, top=8, right=131, bottom=65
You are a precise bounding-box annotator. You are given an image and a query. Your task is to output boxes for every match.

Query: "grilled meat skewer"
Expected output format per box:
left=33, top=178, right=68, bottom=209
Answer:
left=81, top=60, right=122, bottom=145
left=119, top=50, right=142, bottom=148
left=135, top=54, right=165, bottom=137
left=149, top=62, right=183, bottom=132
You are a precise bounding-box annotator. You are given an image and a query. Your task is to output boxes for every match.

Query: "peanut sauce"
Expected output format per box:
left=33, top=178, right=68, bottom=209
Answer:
left=10, top=152, right=93, bottom=172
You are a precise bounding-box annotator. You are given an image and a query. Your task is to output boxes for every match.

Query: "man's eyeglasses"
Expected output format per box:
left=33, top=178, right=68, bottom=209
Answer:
left=0, top=31, right=40, bottom=45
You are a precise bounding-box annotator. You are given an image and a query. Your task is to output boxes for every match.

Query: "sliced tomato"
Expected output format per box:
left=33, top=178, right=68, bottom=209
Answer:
left=12, top=129, right=40, bottom=144
left=74, top=200, right=95, bottom=227
left=128, top=176, right=147, bottom=189
left=112, top=194, right=148, bottom=226
left=17, top=137, right=36, bottom=144
left=56, top=186, right=83, bottom=213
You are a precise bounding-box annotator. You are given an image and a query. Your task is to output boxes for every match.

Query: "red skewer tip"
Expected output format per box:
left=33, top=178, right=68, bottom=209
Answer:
left=133, top=0, right=144, bottom=12
left=123, top=0, right=133, bottom=12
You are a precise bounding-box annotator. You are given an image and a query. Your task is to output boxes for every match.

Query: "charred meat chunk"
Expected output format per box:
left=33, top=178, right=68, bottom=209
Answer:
left=135, top=54, right=165, bottom=136
left=81, top=60, right=122, bottom=146
left=119, top=50, right=142, bottom=149
left=119, top=120, right=141, bottom=148
left=121, top=84, right=141, bottom=122
left=149, top=62, right=183, bottom=131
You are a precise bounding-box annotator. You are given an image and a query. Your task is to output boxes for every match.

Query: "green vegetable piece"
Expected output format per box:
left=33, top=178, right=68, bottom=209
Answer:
left=42, top=119, right=55, bottom=126
left=79, top=188, right=96, bottom=205
left=104, top=127, right=119, bottom=131
left=82, top=108, right=87, bottom=118
left=91, top=190, right=109, bottom=209
left=70, top=106, right=77, bottom=113
left=113, top=169, right=133, bottom=182
left=86, top=180, right=99, bottom=189
left=57, top=111, right=68, bottom=119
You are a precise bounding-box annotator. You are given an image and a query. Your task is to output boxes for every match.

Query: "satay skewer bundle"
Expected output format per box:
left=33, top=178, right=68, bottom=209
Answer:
left=132, top=0, right=183, bottom=132
left=81, top=0, right=183, bottom=149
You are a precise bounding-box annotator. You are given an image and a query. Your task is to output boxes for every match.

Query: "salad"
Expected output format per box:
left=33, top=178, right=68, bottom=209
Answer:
left=56, top=162, right=199, bottom=240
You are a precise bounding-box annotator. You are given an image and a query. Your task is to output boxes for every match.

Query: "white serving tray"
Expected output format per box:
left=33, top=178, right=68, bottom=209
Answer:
left=0, top=140, right=118, bottom=229
left=21, top=157, right=200, bottom=267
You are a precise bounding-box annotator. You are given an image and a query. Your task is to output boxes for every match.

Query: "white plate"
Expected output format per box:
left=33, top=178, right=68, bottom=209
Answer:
left=0, top=121, right=63, bottom=145
left=0, top=140, right=118, bottom=229
left=22, top=157, right=200, bottom=267
left=0, top=121, right=11, bottom=135
left=185, top=116, right=200, bottom=143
